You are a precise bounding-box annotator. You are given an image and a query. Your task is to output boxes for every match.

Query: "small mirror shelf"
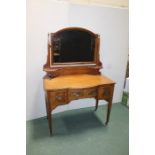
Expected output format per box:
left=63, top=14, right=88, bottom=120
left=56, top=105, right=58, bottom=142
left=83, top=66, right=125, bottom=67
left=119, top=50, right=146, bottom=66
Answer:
left=43, top=27, right=102, bottom=77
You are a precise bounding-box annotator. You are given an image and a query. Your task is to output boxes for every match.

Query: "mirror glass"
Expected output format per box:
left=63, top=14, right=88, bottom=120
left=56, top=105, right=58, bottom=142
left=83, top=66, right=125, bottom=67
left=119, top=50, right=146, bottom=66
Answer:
left=52, top=30, right=95, bottom=63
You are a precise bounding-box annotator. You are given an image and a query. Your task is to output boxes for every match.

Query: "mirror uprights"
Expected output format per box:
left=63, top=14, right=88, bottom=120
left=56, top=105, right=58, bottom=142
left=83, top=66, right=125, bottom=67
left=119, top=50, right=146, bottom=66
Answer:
left=43, top=27, right=103, bottom=78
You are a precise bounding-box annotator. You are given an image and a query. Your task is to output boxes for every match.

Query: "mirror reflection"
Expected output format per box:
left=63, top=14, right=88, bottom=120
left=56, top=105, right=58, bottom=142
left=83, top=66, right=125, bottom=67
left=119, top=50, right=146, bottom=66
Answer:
left=52, top=30, right=95, bottom=63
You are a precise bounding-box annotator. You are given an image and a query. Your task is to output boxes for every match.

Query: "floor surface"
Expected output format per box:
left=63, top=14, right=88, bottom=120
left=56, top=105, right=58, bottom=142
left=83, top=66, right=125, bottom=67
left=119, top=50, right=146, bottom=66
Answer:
left=26, top=103, right=129, bottom=155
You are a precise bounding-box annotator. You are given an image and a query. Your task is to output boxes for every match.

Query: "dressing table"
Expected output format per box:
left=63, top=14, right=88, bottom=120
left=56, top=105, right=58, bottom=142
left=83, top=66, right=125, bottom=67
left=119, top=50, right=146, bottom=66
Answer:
left=43, top=27, right=115, bottom=135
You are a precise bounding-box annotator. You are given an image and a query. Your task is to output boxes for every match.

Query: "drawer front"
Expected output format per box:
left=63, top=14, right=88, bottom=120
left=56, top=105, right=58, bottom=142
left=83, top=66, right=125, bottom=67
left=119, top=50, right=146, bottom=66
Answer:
left=98, top=86, right=113, bottom=99
left=84, top=87, right=97, bottom=98
left=49, top=90, right=68, bottom=105
left=69, top=89, right=84, bottom=100
left=69, top=87, right=97, bottom=101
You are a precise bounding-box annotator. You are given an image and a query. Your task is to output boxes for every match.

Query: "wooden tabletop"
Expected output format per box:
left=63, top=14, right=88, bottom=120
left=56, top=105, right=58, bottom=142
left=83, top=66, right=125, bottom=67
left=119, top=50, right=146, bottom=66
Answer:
left=44, top=74, right=115, bottom=90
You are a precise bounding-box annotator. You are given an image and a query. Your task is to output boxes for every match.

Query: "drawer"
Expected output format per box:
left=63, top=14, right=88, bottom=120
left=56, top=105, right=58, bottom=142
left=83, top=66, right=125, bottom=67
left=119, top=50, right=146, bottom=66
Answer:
left=84, top=87, right=97, bottom=98
left=98, top=86, right=113, bottom=99
left=49, top=90, right=68, bottom=104
left=69, top=89, right=84, bottom=100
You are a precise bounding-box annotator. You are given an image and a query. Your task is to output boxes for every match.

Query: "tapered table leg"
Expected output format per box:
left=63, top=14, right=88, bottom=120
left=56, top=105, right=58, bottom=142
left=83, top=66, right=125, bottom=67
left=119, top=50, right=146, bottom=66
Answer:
left=45, top=95, right=49, bottom=119
left=105, top=100, right=112, bottom=125
left=45, top=93, right=52, bottom=135
left=47, top=110, right=52, bottom=135
left=94, top=98, right=99, bottom=111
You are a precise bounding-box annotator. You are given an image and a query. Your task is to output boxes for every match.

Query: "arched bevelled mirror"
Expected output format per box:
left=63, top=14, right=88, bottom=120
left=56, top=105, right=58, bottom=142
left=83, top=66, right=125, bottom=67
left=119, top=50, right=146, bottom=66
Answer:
left=52, top=29, right=95, bottom=63
left=48, top=27, right=100, bottom=66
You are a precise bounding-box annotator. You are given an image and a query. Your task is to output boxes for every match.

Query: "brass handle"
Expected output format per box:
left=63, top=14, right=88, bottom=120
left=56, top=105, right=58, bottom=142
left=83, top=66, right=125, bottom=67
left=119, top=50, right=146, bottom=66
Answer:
left=56, top=96, right=63, bottom=101
left=73, top=92, right=80, bottom=97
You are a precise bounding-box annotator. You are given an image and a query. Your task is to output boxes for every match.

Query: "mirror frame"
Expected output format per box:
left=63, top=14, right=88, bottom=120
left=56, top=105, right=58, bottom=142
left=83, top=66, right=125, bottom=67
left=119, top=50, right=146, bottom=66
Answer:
left=43, top=27, right=102, bottom=77
left=51, top=27, right=99, bottom=66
